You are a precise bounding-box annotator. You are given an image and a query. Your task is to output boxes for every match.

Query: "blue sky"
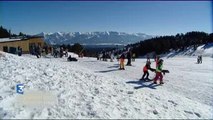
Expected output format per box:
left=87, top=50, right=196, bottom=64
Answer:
left=0, top=1, right=212, bottom=36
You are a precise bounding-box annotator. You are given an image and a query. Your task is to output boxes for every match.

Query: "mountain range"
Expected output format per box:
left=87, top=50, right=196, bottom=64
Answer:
left=36, top=31, right=153, bottom=45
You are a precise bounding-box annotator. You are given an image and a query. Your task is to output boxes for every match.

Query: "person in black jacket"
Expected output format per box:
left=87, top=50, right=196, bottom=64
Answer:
left=17, top=46, right=22, bottom=56
left=126, top=51, right=132, bottom=66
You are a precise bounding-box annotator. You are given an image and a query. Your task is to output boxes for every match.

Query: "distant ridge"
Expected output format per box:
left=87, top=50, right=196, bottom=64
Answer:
left=36, top=31, right=154, bottom=45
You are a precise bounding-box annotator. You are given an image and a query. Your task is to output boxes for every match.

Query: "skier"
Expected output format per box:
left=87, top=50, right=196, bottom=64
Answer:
left=147, top=55, right=150, bottom=63
left=153, top=59, right=164, bottom=84
left=119, top=53, right=125, bottom=70
left=67, top=55, right=72, bottom=61
left=197, top=56, right=200, bottom=64
left=200, top=55, right=202, bottom=63
left=65, top=48, right=68, bottom=57
left=116, top=53, right=120, bottom=62
left=99, top=53, right=103, bottom=61
left=132, top=53, right=136, bottom=62
left=35, top=45, right=41, bottom=58
left=44, top=46, right=48, bottom=55
left=60, top=47, right=63, bottom=58
left=155, top=56, right=160, bottom=68
left=103, top=52, right=106, bottom=61
left=17, top=46, right=22, bottom=56
left=67, top=55, right=78, bottom=61
left=126, top=51, right=132, bottom=66
left=53, top=47, right=57, bottom=58
left=110, top=52, right=114, bottom=62
left=140, top=60, right=151, bottom=81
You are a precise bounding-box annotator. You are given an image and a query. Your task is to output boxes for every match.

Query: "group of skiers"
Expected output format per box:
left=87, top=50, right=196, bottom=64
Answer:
left=97, top=50, right=136, bottom=70
left=101, top=50, right=166, bottom=84
left=107, top=50, right=166, bottom=84
left=97, top=51, right=115, bottom=62
left=29, top=45, right=50, bottom=58
left=141, top=56, right=165, bottom=84
left=118, top=51, right=134, bottom=70
left=53, top=47, right=68, bottom=58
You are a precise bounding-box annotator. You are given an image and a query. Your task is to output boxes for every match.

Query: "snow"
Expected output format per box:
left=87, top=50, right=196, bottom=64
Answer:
left=0, top=50, right=213, bottom=119
left=159, top=43, right=213, bottom=58
left=0, top=38, right=21, bottom=43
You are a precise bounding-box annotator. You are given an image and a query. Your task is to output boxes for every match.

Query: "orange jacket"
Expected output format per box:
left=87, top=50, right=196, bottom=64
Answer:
left=120, top=58, right=124, bottom=63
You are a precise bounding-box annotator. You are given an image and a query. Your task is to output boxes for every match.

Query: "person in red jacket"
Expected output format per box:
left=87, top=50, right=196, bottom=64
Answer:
left=140, top=60, right=151, bottom=81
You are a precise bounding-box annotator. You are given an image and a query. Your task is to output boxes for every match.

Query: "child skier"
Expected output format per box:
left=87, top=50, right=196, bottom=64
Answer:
left=153, top=59, right=164, bottom=84
left=140, top=60, right=151, bottom=81
left=155, top=56, right=160, bottom=68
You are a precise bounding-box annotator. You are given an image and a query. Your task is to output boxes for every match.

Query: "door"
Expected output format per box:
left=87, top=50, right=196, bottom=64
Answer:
left=3, top=46, right=8, bottom=52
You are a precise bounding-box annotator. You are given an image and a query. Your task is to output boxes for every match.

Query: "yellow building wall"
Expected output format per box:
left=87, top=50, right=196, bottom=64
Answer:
left=0, top=37, right=45, bottom=54
left=28, top=38, right=45, bottom=47
left=0, top=40, right=29, bottom=53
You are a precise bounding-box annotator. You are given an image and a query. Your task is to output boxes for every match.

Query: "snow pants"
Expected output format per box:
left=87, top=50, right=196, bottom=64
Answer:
left=142, top=71, right=149, bottom=79
left=120, top=59, right=125, bottom=69
left=154, top=72, right=163, bottom=82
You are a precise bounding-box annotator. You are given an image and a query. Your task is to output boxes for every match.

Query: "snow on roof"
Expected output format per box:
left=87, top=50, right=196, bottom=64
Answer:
left=0, top=38, right=22, bottom=43
left=0, top=36, right=43, bottom=43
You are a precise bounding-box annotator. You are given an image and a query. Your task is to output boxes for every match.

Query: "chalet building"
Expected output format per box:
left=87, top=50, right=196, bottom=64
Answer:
left=0, top=36, right=46, bottom=54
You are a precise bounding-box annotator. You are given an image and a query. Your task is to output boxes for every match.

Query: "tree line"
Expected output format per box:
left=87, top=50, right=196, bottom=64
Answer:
left=126, top=31, right=213, bottom=57
left=0, top=26, right=26, bottom=38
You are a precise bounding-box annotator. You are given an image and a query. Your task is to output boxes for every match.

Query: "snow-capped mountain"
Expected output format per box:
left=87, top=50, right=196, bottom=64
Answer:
left=36, top=31, right=153, bottom=45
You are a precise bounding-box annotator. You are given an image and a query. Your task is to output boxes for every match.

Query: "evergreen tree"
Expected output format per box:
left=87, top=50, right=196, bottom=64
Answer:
left=71, top=43, right=83, bottom=54
left=0, top=26, right=10, bottom=38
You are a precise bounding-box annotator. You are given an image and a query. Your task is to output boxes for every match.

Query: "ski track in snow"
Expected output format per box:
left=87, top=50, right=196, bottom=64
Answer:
left=0, top=52, right=213, bottom=119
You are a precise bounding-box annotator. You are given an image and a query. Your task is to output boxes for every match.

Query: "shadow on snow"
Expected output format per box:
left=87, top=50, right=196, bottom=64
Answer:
left=126, top=80, right=161, bottom=90
left=95, top=69, right=120, bottom=73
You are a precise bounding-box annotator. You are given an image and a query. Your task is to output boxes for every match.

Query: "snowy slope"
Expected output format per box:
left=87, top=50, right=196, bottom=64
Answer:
left=0, top=51, right=212, bottom=119
left=162, top=43, right=213, bottom=58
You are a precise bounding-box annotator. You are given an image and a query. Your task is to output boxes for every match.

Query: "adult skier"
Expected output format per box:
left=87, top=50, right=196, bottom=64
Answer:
left=110, top=52, right=114, bottom=62
left=126, top=51, right=132, bottom=66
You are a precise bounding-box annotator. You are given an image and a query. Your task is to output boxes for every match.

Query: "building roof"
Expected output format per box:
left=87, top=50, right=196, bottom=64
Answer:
left=0, top=38, right=21, bottom=43
left=0, top=36, right=43, bottom=43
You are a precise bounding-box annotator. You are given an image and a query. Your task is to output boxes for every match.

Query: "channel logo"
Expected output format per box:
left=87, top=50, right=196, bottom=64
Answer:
left=16, top=84, right=24, bottom=94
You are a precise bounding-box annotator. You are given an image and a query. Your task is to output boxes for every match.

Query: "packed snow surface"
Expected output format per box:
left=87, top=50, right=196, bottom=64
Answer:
left=0, top=51, right=212, bottom=119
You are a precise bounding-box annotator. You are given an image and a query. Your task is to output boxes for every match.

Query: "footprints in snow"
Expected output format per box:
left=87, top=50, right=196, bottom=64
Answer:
left=153, top=109, right=158, bottom=115
left=184, top=110, right=201, bottom=118
left=0, top=107, right=7, bottom=119
left=168, top=100, right=178, bottom=107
